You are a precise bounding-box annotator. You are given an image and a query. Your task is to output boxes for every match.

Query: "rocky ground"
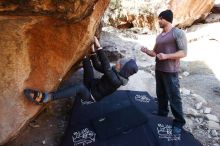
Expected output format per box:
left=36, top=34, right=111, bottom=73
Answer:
left=5, top=20, right=220, bottom=146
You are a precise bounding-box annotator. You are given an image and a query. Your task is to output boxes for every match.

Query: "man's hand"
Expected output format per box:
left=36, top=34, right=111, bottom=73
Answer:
left=140, top=47, right=148, bottom=53
left=140, top=46, right=156, bottom=57
left=156, top=53, right=169, bottom=60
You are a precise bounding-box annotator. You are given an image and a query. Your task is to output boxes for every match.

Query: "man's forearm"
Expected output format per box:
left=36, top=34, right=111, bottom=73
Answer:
left=90, top=53, right=104, bottom=73
left=146, top=49, right=156, bottom=57
left=141, top=45, right=157, bottom=57
left=166, top=50, right=186, bottom=59
left=96, top=49, right=111, bottom=71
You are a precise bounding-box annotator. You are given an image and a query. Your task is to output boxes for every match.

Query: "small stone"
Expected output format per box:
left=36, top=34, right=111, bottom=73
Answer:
left=199, top=109, right=204, bottom=114
left=195, top=102, right=203, bottom=110
left=186, top=117, right=194, bottom=123
left=179, top=75, right=183, bottom=79
left=191, top=94, right=207, bottom=105
left=183, top=71, right=190, bottom=77
left=150, top=70, right=155, bottom=76
left=195, top=118, right=203, bottom=124
left=199, top=124, right=208, bottom=130
left=195, top=118, right=200, bottom=123
left=213, top=143, right=220, bottom=146
left=187, top=127, right=193, bottom=133
left=42, top=140, right=46, bottom=145
left=203, top=107, right=211, bottom=114
left=214, top=137, right=220, bottom=140
left=206, top=114, right=219, bottom=122
left=181, top=88, right=191, bottom=96
left=186, top=108, right=199, bottom=116
left=207, top=121, right=220, bottom=130
left=210, top=129, right=218, bottom=137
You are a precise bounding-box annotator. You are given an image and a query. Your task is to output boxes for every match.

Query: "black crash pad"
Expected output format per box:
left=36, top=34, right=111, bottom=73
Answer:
left=61, top=90, right=203, bottom=146
left=92, top=105, right=148, bottom=140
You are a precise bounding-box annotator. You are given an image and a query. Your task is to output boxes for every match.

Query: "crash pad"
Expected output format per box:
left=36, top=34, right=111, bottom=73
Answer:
left=61, top=90, right=203, bottom=146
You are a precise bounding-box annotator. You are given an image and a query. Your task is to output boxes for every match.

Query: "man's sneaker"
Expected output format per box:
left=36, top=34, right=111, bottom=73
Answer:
left=172, top=126, right=182, bottom=134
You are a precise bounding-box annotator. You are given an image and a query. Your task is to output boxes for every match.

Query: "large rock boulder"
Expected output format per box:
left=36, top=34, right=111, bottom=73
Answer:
left=211, top=0, right=220, bottom=13
left=0, top=0, right=110, bottom=145
left=104, top=0, right=214, bottom=29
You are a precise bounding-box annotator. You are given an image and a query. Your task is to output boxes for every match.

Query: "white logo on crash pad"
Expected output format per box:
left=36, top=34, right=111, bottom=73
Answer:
left=81, top=99, right=94, bottom=105
left=157, top=124, right=181, bottom=141
left=72, top=128, right=96, bottom=146
left=135, top=94, right=151, bottom=103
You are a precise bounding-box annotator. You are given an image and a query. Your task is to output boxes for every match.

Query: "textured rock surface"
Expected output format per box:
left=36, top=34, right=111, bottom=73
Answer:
left=104, top=0, right=214, bottom=29
left=0, top=0, right=98, bottom=23
left=211, top=0, right=220, bottom=13
left=0, top=0, right=110, bottom=145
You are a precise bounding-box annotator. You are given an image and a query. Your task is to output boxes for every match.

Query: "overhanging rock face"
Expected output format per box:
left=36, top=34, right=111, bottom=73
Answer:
left=0, top=0, right=97, bottom=22
left=0, top=0, right=110, bottom=145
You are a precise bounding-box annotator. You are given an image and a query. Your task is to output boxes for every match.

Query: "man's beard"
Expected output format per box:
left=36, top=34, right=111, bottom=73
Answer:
left=159, top=24, right=164, bottom=28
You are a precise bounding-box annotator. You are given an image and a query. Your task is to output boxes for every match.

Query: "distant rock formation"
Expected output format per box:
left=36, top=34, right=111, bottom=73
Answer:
left=104, top=0, right=214, bottom=29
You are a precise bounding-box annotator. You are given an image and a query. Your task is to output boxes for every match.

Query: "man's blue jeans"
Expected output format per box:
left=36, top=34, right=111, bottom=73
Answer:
left=51, top=58, right=94, bottom=101
left=155, top=70, right=186, bottom=127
